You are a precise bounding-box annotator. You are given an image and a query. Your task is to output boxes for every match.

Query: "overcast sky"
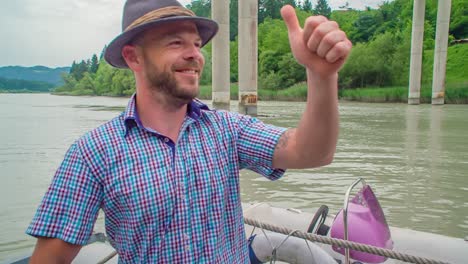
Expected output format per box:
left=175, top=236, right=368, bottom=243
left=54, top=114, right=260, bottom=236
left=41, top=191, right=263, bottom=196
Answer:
left=0, top=0, right=384, bottom=68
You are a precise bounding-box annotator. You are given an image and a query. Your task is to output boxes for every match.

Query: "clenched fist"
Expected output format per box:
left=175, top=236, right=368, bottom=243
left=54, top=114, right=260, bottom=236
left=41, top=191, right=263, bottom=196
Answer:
left=281, top=5, right=352, bottom=79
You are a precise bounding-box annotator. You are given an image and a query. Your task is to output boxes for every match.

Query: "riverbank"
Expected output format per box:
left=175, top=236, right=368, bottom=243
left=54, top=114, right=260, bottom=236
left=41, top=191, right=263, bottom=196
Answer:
left=0, top=90, right=48, bottom=94
left=195, top=81, right=468, bottom=104
left=339, top=83, right=468, bottom=104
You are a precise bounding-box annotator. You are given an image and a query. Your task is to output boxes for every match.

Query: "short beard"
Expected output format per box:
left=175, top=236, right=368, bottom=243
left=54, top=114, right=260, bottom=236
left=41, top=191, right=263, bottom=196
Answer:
left=145, top=61, right=199, bottom=107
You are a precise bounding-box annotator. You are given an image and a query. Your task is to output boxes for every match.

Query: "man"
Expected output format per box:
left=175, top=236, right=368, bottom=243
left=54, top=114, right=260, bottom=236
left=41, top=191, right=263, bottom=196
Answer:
left=27, top=0, right=351, bottom=262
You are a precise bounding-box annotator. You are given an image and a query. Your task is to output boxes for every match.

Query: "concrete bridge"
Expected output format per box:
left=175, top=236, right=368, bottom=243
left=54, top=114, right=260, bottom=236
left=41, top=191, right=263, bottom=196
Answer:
left=409, top=0, right=452, bottom=105
left=210, top=0, right=452, bottom=113
left=211, top=0, right=258, bottom=114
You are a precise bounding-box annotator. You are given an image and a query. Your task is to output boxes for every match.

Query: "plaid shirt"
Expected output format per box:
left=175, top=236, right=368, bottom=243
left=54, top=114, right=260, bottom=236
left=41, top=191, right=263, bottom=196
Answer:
left=27, top=95, right=286, bottom=263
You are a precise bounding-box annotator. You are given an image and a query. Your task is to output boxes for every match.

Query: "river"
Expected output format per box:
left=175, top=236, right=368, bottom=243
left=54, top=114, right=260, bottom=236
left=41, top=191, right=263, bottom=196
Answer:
left=0, top=94, right=467, bottom=262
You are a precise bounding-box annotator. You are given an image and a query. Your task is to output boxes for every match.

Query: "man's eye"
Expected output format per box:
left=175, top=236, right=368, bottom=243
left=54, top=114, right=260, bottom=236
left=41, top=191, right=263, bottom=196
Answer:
left=170, top=41, right=182, bottom=46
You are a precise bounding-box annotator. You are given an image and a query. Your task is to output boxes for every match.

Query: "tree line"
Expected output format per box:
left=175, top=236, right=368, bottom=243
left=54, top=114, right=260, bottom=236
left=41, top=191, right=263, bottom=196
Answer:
left=0, top=77, right=54, bottom=93
left=55, top=0, right=468, bottom=97
left=187, top=0, right=332, bottom=41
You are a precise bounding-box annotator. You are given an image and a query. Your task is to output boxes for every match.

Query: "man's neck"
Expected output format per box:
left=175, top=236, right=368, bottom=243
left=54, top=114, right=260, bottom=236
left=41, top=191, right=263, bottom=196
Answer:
left=135, top=89, right=188, bottom=142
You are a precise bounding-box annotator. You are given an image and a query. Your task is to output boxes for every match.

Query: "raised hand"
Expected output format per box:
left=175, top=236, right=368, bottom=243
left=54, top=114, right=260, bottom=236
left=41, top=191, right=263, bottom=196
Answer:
left=280, top=5, right=352, bottom=79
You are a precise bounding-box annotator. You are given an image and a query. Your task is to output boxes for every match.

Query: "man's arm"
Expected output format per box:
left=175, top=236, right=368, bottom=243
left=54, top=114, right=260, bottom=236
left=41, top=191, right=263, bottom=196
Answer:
left=29, top=237, right=81, bottom=264
left=272, top=5, right=352, bottom=169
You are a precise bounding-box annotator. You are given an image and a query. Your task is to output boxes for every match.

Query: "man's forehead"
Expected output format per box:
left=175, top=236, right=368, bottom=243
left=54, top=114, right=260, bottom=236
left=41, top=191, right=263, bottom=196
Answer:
left=144, top=21, right=200, bottom=39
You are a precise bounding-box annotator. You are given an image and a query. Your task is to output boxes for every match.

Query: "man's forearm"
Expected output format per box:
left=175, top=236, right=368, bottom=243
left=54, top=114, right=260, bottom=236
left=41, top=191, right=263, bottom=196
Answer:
left=29, top=237, right=81, bottom=264
left=273, top=5, right=350, bottom=169
left=288, top=69, right=339, bottom=168
left=30, top=254, right=70, bottom=264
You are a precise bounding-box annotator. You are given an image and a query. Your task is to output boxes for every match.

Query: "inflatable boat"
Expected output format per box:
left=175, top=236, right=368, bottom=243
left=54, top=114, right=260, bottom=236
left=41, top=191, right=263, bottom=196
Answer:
left=244, top=178, right=468, bottom=264
left=8, top=178, right=468, bottom=264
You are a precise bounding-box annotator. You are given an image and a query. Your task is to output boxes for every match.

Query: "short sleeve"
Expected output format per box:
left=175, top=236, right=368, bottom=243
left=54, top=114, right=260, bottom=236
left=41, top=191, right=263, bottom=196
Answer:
left=236, top=114, right=287, bottom=180
left=26, top=143, right=103, bottom=245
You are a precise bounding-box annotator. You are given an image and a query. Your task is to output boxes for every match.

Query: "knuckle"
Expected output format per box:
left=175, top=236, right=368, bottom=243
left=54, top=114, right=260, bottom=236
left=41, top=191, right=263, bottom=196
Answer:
left=325, top=53, right=336, bottom=63
left=322, top=33, right=336, bottom=46
left=307, top=38, right=317, bottom=51
left=337, top=30, right=347, bottom=39
left=305, top=17, right=315, bottom=26
left=314, top=27, right=327, bottom=39
left=318, top=49, right=328, bottom=58
left=342, top=30, right=349, bottom=40
left=329, top=21, right=339, bottom=28
left=306, top=15, right=328, bottom=28
left=316, top=15, right=328, bottom=22
left=336, top=41, right=351, bottom=55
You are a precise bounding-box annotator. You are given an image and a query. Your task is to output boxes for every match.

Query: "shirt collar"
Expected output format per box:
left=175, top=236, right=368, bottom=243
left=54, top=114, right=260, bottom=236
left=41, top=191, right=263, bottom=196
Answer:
left=123, top=94, right=210, bottom=134
left=189, top=98, right=210, bottom=119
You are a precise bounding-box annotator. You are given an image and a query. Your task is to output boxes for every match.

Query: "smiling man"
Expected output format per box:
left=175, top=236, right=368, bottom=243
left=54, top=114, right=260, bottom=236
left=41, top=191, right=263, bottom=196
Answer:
left=26, top=0, right=351, bottom=263
left=129, top=22, right=205, bottom=106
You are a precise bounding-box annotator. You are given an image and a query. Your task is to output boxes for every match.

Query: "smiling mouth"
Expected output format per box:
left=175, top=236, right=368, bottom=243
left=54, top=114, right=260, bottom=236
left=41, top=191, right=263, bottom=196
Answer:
left=174, top=69, right=200, bottom=78
left=176, top=69, right=198, bottom=74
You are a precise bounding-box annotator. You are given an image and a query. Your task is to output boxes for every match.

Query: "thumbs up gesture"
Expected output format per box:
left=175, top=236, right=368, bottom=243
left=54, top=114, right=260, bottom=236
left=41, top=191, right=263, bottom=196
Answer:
left=281, top=5, right=352, bottom=79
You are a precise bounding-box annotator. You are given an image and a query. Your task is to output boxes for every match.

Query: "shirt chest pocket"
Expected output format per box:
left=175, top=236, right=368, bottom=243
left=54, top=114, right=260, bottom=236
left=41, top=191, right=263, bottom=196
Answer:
left=106, top=158, right=176, bottom=230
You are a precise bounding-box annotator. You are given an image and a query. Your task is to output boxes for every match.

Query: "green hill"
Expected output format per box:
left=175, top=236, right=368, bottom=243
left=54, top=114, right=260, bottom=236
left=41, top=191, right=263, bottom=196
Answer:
left=339, top=44, right=468, bottom=103
left=0, top=77, right=55, bottom=93
left=0, top=66, right=70, bottom=86
left=422, top=44, right=468, bottom=84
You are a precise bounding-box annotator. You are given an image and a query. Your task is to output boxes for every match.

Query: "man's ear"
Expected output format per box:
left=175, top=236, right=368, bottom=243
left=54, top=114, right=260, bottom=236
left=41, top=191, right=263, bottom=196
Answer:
left=122, top=45, right=142, bottom=71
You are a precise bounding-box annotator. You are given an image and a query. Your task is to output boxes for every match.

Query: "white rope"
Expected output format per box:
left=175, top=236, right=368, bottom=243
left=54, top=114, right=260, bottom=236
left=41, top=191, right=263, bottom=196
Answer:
left=244, top=217, right=451, bottom=264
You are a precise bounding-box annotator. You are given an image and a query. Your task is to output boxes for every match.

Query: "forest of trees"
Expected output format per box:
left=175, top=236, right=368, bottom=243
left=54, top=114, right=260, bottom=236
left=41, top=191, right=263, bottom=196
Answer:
left=55, top=0, right=468, bottom=97
left=0, top=77, right=54, bottom=93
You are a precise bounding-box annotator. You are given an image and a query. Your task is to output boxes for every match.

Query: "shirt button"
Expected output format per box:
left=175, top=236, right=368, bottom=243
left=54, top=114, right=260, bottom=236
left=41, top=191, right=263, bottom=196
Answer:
left=184, top=234, right=190, bottom=240
left=185, top=245, right=190, bottom=252
left=163, top=137, right=169, bottom=143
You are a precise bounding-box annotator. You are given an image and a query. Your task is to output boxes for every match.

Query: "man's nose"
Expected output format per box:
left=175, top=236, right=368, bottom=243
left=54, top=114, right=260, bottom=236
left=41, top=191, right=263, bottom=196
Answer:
left=183, top=44, right=203, bottom=60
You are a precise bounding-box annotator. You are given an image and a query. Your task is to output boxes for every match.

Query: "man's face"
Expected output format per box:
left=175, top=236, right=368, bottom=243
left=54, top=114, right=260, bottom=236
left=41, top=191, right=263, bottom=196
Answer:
left=136, top=21, right=205, bottom=103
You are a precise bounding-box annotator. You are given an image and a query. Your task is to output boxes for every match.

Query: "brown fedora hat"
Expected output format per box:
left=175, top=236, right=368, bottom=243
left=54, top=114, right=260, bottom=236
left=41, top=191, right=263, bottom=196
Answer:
left=104, top=0, right=218, bottom=68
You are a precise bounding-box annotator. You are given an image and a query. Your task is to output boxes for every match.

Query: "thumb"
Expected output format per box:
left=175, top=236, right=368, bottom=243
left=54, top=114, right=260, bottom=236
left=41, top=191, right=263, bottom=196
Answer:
left=281, top=5, right=301, bottom=35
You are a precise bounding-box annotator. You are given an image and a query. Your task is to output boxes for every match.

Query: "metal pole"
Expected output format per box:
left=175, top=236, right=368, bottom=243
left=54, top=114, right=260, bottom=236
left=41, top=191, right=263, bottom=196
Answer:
left=212, top=0, right=230, bottom=110
left=238, top=0, right=258, bottom=116
left=431, top=0, right=452, bottom=105
left=408, top=0, right=426, bottom=105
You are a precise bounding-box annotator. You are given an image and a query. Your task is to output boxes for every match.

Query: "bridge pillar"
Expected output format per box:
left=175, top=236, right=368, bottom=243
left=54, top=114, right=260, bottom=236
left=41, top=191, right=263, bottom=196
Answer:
left=212, top=0, right=230, bottom=111
left=408, top=0, right=426, bottom=105
left=238, top=0, right=258, bottom=116
left=432, top=0, right=452, bottom=105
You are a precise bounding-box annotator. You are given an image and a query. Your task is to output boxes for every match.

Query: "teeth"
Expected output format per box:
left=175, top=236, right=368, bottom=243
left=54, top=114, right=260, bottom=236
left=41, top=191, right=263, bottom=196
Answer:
left=180, top=70, right=196, bottom=74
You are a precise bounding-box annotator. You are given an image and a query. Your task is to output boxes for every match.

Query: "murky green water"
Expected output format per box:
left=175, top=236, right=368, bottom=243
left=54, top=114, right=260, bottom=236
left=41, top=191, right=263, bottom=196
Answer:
left=1, top=94, right=467, bottom=261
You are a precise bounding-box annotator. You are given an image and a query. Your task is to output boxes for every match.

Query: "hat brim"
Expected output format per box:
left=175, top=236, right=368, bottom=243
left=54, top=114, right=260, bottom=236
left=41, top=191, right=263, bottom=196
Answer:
left=104, top=16, right=218, bottom=68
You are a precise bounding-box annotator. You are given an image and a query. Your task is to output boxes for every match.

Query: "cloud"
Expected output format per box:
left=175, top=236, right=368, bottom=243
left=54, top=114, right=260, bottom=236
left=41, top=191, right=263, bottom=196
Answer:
left=0, top=0, right=123, bottom=67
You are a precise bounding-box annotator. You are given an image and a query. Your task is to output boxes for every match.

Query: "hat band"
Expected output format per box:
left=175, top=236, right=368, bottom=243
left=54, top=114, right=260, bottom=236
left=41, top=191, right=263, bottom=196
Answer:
left=125, top=6, right=196, bottom=32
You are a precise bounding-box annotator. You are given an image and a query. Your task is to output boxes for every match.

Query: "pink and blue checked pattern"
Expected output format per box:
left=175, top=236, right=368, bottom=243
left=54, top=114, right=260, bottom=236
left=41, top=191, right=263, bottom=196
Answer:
left=27, top=95, right=286, bottom=263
